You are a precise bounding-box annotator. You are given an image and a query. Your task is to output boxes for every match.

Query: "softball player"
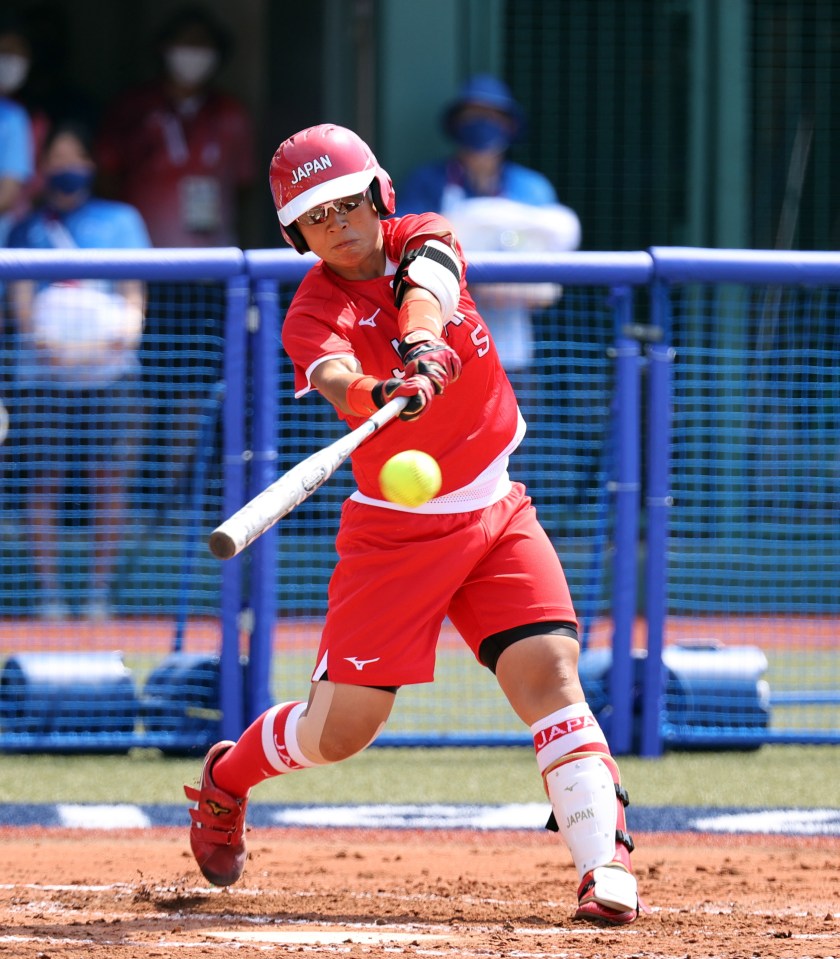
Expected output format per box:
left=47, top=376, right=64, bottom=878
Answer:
left=185, top=124, right=641, bottom=926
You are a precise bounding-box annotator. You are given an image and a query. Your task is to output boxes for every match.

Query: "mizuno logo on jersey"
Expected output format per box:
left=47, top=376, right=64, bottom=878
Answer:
left=290, top=155, right=332, bottom=184
left=359, top=308, right=380, bottom=326
left=344, top=656, right=381, bottom=671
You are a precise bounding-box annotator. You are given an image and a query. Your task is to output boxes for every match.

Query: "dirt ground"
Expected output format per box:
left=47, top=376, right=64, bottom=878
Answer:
left=0, top=827, right=838, bottom=959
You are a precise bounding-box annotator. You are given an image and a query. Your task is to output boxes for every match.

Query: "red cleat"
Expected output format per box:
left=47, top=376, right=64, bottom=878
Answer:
left=184, top=741, right=249, bottom=886
left=574, top=866, right=640, bottom=926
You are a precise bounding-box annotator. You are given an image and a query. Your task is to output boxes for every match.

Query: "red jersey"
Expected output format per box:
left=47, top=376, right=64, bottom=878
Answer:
left=281, top=213, right=523, bottom=501
left=96, top=82, right=256, bottom=247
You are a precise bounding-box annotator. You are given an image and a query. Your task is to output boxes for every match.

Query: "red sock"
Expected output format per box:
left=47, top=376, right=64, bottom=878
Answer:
left=212, top=701, right=317, bottom=796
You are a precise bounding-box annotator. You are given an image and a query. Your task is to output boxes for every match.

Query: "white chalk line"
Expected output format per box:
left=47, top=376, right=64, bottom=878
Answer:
left=2, top=880, right=838, bottom=921
left=2, top=930, right=839, bottom=959
left=3, top=881, right=839, bottom=957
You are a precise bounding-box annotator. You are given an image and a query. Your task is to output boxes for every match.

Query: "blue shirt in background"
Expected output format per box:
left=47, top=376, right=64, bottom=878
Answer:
left=0, top=96, right=34, bottom=245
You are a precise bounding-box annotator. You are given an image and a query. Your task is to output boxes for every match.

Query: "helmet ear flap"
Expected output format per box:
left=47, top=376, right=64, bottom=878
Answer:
left=281, top=221, right=309, bottom=254
left=370, top=171, right=395, bottom=217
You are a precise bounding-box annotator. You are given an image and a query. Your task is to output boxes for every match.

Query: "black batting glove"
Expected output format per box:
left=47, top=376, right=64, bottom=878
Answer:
left=397, top=334, right=462, bottom=395
left=372, top=374, right=436, bottom=420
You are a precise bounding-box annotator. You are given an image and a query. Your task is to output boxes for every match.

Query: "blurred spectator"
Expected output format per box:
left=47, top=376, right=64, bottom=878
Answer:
left=0, top=9, right=48, bottom=218
left=0, top=51, right=33, bottom=348
left=5, top=2, right=99, bottom=127
left=0, top=13, right=31, bottom=106
left=398, top=74, right=581, bottom=382
left=7, top=120, right=151, bottom=621
left=0, top=5, right=101, bottom=225
left=96, top=3, right=257, bottom=248
left=0, top=68, right=33, bottom=525
left=97, top=5, right=255, bottom=502
left=0, top=80, right=32, bottom=245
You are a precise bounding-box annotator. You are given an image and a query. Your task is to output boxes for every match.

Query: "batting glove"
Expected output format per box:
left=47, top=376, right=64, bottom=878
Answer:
left=398, top=333, right=462, bottom=395
left=372, top=375, right=436, bottom=420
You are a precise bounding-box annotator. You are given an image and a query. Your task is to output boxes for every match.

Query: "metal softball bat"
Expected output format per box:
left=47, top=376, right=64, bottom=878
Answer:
left=208, top=395, right=408, bottom=559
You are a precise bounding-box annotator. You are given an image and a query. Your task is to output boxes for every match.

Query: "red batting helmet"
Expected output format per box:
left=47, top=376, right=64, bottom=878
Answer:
left=269, top=124, right=396, bottom=253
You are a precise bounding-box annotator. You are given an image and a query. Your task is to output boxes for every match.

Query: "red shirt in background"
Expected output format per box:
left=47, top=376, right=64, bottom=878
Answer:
left=96, top=82, right=256, bottom=247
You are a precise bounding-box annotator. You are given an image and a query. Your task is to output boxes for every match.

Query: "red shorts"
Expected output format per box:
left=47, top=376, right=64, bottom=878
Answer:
left=313, top=483, right=577, bottom=686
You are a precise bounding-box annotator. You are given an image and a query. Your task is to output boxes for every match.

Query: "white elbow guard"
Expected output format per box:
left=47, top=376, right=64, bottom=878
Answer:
left=394, top=239, right=462, bottom=321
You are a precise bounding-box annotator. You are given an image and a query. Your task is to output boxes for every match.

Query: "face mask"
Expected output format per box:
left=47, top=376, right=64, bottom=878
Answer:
left=0, top=53, right=30, bottom=94
left=47, top=168, right=94, bottom=197
left=453, top=117, right=512, bottom=154
left=165, top=46, right=218, bottom=86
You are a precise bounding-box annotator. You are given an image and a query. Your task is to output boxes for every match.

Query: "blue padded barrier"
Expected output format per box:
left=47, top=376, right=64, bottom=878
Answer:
left=0, top=652, right=136, bottom=738
left=139, top=652, right=222, bottom=748
left=579, top=643, right=770, bottom=753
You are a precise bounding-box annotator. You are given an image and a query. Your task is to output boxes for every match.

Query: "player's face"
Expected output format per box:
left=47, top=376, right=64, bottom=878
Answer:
left=297, top=192, right=385, bottom=281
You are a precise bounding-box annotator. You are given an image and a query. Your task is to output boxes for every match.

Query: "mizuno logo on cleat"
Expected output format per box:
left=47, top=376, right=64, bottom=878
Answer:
left=206, top=799, right=233, bottom=817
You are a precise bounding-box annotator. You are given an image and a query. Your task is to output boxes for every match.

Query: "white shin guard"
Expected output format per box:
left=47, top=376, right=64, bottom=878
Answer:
left=545, top=754, right=620, bottom=880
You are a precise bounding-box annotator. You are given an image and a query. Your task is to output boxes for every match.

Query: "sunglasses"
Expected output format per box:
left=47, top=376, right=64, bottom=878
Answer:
left=298, top=192, right=368, bottom=226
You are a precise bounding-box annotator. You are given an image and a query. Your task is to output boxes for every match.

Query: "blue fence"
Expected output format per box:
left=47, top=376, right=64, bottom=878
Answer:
left=0, top=248, right=837, bottom=755
left=0, top=250, right=249, bottom=753
left=646, top=250, right=840, bottom=750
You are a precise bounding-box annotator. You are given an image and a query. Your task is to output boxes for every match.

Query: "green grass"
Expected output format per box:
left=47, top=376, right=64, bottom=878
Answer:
left=0, top=744, right=837, bottom=807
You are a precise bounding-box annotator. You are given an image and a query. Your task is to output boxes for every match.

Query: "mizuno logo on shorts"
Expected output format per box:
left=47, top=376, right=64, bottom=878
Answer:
left=344, top=656, right=381, bottom=671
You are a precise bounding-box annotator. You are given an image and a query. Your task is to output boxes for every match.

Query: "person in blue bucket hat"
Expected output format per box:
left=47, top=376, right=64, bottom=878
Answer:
left=398, top=74, right=580, bottom=380
left=440, top=73, right=527, bottom=151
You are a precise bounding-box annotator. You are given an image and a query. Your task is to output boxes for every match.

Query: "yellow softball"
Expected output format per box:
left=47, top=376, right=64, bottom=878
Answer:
left=379, top=450, right=442, bottom=508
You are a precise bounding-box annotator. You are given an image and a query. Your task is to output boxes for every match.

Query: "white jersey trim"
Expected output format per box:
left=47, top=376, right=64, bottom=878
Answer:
left=296, top=351, right=356, bottom=398
left=350, top=407, right=527, bottom=514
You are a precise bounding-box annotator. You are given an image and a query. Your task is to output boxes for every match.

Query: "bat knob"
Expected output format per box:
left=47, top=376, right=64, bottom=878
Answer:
left=209, top=528, right=237, bottom=560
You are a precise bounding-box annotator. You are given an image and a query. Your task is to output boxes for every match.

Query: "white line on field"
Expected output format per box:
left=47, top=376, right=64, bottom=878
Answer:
left=56, top=803, right=152, bottom=829
left=0, top=940, right=597, bottom=958
left=1, top=882, right=837, bottom=922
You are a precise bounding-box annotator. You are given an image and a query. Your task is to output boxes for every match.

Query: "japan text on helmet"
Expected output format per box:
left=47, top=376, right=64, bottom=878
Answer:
left=269, top=124, right=395, bottom=253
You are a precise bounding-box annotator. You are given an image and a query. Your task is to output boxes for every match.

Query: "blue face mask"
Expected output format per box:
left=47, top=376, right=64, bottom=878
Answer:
left=452, top=117, right=512, bottom=153
left=47, top=168, right=94, bottom=197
